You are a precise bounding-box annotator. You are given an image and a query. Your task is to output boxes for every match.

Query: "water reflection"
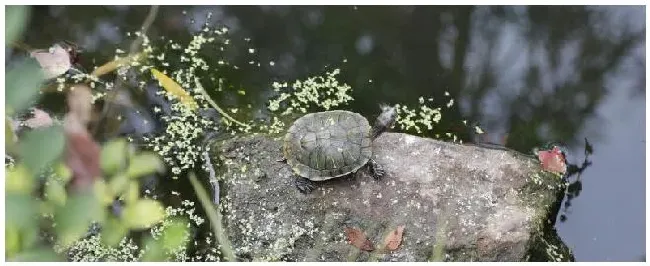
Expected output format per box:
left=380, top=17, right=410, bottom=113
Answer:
left=18, top=5, right=645, bottom=261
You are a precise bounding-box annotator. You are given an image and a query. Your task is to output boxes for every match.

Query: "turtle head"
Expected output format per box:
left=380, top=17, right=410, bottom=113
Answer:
left=372, top=104, right=397, bottom=139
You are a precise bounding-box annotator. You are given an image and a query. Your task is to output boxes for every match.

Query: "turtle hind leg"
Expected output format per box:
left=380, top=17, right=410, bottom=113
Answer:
left=369, top=159, right=386, bottom=180
left=294, top=176, right=315, bottom=194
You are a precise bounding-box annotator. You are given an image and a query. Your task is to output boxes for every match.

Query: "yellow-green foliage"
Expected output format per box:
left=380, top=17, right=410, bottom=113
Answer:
left=268, top=68, right=353, bottom=114
left=63, top=195, right=219, bottom=262
left=394, top=97, right=443, bottom=134
left=146, top=101, right=214, bottom=179
left=5, top=8, right=188, bottom=258
left=62, top=236, right=142, bottom=262
left=117, top=21, right=241, bottom=179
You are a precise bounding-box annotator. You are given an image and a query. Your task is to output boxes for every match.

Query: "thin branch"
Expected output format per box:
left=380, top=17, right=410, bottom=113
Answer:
left=129, top=5, right=159, bottom=55
left=194, top=77, right=250, bottom=128
left=188, top=171, right=236, bottom=262
left=93, top=6, right=159, bottom=137
left=202, top=147, right=219, bottom=205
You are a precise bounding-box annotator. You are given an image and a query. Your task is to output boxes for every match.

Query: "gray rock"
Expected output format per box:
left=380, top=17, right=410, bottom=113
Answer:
left=210, top=132, right=573, bottom=262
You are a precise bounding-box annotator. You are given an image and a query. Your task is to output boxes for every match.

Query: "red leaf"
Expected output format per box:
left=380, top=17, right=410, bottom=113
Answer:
left=383, top=225, right=405, bottom=251
left=30, top=44, right=72, bottom=79
left=64, top=114, right=101, bottom=191
left=67, top=84, right=94, bottom=125
left=63, top=85, right=101, bottom=191
left=344, top=227, right=374, bottom=251
left=24, top=108, right=54, bottom=129
left=538, top=147, right=567, bottom=174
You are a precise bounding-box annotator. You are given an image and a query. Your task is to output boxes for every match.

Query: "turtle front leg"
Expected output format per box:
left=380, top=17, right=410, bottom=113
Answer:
left=369, top=159, right=386, bottom=180
left=294, top=176, right=315, bottom=194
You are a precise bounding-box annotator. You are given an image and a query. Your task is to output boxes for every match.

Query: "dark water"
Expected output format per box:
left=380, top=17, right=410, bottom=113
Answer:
left=16, top=6, right=645, bottom=261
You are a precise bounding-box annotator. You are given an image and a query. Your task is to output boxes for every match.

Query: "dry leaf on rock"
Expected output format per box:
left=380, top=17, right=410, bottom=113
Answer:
left=383, top=225, right=405, bottom=251
left=344, top=227, right=374, bottom=251
left=538, top=146, right=567, bottom=174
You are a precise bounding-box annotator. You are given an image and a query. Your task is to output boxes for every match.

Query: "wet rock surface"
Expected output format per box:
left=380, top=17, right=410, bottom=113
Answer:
left=210, top=132, right=573, bottom=262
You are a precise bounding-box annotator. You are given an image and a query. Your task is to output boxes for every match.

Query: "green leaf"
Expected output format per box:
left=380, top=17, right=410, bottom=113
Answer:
left=125, top=152, right=164, bottom=179
left=161, top=218, right=189, bottom=251
left=108, top=174, right=129, bottom=196
left=5, top=6, right=30, bottom=45
left=9, top=247, right=62, bottom=262
left=40, top=200, right=55, bottom=217
left=6, top=164, right=34, bottom=194
left=18, top=125, right=65, bottom=177
left=5, top=192, right=38, bottom=230
left=93, top=179, right=114, bottom=206
left=122, top=199, right=165, bottom=230
left=125, top=181, right=139, bottom=204
left=45, top=180, right=67, bottom=206
left=6, top=118, right=16, bottom=153
left=6, top=59, right=46, bottom=115
left=100, top=217, right=128, bottom=248
left=5, top=194, right=41, bottom=257
left=54, top=163, right=72, bottom=183
left=5, top=226, right=21, bottom=258
left=100, top=138, right=129, bottom=176
left=140, top=236, right=165, bottom=262
left=20, top=226, right=40, bottom=254
left=54, top=191, right=105, bottom=248
left=140, top=218, right=190, bottom=262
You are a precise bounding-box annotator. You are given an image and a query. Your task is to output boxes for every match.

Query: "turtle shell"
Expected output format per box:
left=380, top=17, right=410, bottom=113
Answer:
left=283, top=110, right=372, bottom=181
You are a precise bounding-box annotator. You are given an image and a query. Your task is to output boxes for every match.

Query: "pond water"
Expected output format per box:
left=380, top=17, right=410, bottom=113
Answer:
left=16, top=5, right=645, bottom=261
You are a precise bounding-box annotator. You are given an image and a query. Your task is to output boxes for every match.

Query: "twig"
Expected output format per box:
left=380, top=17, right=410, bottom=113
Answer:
left=202, top=147, right=219, bottom=205
left=128, top=6, right=159, bottom=54
left=9, top=40, right=33, bottom=52
left=89, top=53, right=144, bottom=78
left=188, top=171, right=236, bottom=262
left=194, top=77, right=250, bottom=128
left=429, top=202, right=454, bottom=262
left=92, top=5, right=159, bottom=136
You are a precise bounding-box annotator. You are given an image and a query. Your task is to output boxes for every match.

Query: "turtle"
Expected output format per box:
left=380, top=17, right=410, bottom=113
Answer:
left=282, top=104, right=397, bottom=194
